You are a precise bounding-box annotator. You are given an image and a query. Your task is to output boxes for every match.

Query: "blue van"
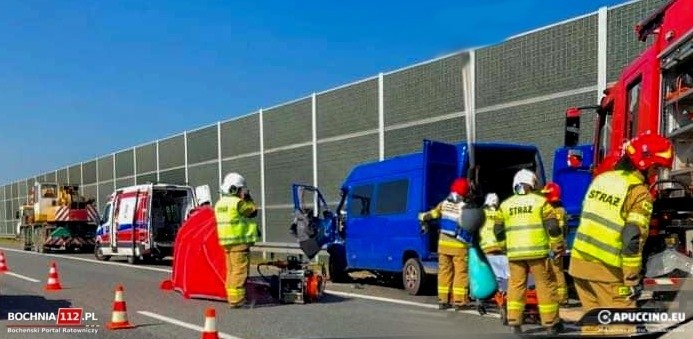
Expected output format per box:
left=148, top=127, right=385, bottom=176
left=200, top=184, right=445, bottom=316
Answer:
left=292, top=139, right=546, bottom=295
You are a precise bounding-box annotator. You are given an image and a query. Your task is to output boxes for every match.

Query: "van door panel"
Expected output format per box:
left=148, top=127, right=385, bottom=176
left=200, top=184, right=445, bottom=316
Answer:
left=344, top=183, right=375, bottom=269
left=422, top=140, right=459, bottom=256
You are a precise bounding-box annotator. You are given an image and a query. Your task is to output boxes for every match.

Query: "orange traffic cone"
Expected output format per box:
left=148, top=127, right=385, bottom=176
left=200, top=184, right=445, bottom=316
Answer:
left=0, top=251, right=9, bottom=273
left=200, top=308, right=219, bottom=339
left=106, top=285, right=135, bottom=330
left=44, top=262, right=63, bottom=291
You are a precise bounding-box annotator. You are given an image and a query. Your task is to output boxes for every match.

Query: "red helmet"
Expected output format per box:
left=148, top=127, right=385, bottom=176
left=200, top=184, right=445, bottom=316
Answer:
left=541, top=182, right=561, bottom=203
left=625, top=131, right=674, bottom=171
left=450, top=178, right=470, bottom=196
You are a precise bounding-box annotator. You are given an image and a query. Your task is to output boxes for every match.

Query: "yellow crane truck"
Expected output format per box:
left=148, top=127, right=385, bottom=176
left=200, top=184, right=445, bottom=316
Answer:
left=17, top=182, right=100, bottom=253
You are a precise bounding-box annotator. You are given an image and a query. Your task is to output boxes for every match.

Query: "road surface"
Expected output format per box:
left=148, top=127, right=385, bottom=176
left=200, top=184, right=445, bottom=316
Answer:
left=0, top=246, right=510, bottom=338
left=0, top=246, right=690, bottom=338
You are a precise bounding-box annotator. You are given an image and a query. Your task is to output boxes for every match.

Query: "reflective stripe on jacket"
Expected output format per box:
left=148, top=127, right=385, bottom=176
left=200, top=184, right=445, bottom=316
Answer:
left=500, top=193, right=550, bottom=261
left=572, top=170, right=643, bottom=268
left=480, top=208, right=504, bottom=253
left=215, top=196, right=259, bottom=246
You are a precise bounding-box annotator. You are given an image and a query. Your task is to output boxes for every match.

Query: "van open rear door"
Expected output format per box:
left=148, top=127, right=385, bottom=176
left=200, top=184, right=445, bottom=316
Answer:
left=421, top=139, right=460, bottom=212
left=421, top=139, right=460, bottom=255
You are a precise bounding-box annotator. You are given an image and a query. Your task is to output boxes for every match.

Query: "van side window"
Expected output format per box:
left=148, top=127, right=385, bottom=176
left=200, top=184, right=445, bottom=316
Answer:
left=348, top=185, right=373, bottom=217
left=375, top=179, right=409, bottom=215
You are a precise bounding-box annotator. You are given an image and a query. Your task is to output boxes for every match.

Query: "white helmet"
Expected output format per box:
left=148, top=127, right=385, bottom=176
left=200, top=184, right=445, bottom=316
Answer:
left=484, top=193, right=499, bottom=207
left=196, top=185, right=212, bottom=205
left=220, top=172, right=246, bottom=194
left=513, top=169, right=537, bottom=190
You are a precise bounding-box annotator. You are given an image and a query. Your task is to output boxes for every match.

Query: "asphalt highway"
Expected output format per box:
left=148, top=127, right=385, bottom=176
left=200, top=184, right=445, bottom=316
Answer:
left=0, top=246, right=512, bottom=339
left=1, top=246, right=691, bottom=338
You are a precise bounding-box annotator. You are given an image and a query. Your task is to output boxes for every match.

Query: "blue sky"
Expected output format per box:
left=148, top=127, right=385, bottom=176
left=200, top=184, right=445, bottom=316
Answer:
left=0, top=0, right=628, bottom=183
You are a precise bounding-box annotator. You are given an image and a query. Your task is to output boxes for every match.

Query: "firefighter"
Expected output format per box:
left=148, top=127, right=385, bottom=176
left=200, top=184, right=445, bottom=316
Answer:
left=479, top=193, right=508, bottom=291
left=568, top=131, right=673, bottom=334
left=495, top=169, right=565, bottom=335
left=215, top=172, right=259, bottom=308
left=419, top=178, right=475, bottom=311
left=541, top=182, right=569, bottom=305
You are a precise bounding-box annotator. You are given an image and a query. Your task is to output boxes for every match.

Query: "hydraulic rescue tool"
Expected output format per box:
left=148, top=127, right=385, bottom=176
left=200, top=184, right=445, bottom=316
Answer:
left=257, top=255, right=325, bottom=304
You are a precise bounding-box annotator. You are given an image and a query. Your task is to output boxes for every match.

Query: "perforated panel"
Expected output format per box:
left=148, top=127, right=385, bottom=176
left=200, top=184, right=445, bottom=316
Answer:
left=264, top=147, right=313, bottom=206
left=97, top=181, right=114, bottom=209
left=159, top=135, right=185, bottom=170
left=97, top=156, right=114, bottom=181
left=476, top=14, right=598, bottom=108
left=384, top=54, right=467, bottom=126
left=187, top=125, right=218, bottom=164
left=116, top=178, right=135, bottom=190
left=136, top=173, right=158, bottom=185
left=159, top=168, right=186, bottom=185
left=384, top=117, right=467, bottom=158
left=606, top=0, right=667, bottom=81
left=264, top=99, right=312, bottom=149
left=69, top=165, right=81, bottom=184
left=136, top=143, right=157, bottom=174
left=220, top=114, right=260, bottom=158
left=221, top=155, right=262, bottom=206
left=317, top=134, right=379, bottom=202
left=264, top=207, right=294, bottom=243
left=188, top=162, right=218, bottom=197
left=115, top=150, right=135, bottom=178
left=475, top=91, right=597, bottom=180
left=57, top=169, right=68, bottom=184
left=83, top=161, right=97, bottom=184
left=82, top=184, right=97, bottom=202
left=18, top=180, right=27, bottom=197
left=317, top=79, right=379, bottom=139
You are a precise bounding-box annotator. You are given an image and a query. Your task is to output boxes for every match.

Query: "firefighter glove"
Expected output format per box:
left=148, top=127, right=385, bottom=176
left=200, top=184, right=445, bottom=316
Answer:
left=620, top=285, right=643, bottom=300
left=629, top=285, right=643, bottom=300
left=548, top=250, right=559, bottom=260
left=418, top=212, right=431, bottom=222
left=419, top=220, right=429, bottom=234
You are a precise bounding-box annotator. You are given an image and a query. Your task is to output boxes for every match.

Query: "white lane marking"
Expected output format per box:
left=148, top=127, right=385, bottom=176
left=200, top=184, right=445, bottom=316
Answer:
left=325, top=290, right=501, bottom=318
left=0, top=246, right=499, bottom=319
left=3, top=271, right=41, bottom=283
left=0, top=247, right=171, bottom=273
left=138, top=311, right=243, bottom=339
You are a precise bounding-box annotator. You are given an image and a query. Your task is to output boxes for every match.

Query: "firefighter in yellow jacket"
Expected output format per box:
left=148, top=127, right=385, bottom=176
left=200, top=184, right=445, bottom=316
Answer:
left=541, top=182, right=568, bottom=305
left=569, top=131, right=673, bottom=334
left=419, top=178, right=474, bottom=311
left=495, top=169, right=565, bottom=335
left=215, top=172, right=259, bottom=308
left=479, top=193, right=509, bottom=293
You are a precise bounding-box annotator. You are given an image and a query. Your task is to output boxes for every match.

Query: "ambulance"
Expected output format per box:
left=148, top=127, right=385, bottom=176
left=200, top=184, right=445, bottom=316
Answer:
left=94, top=183, right=210, bottom=264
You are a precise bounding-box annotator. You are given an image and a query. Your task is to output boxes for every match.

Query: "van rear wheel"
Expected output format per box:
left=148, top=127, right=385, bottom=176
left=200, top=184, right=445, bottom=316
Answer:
left=403, top=258, right=426, bottom=296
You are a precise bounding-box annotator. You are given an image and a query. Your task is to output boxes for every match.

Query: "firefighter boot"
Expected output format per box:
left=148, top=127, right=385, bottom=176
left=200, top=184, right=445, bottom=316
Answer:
left=547, top=320, right=565, bottom=335
left=438, top=303, right=451, bottom=310
left=510, top=325, right=522, bottom=334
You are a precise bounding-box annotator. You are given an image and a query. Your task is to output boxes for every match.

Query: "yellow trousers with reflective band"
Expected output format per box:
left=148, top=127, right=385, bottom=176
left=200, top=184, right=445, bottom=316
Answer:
left=573, top=278, right=637, bottom=335
left=224, top=244, right=250, bottom=306
left=549, top=256, right=567, bottom=304
left=437, top=236, right=468, bottom=306
left=507, top=259, right=558, bottom=327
